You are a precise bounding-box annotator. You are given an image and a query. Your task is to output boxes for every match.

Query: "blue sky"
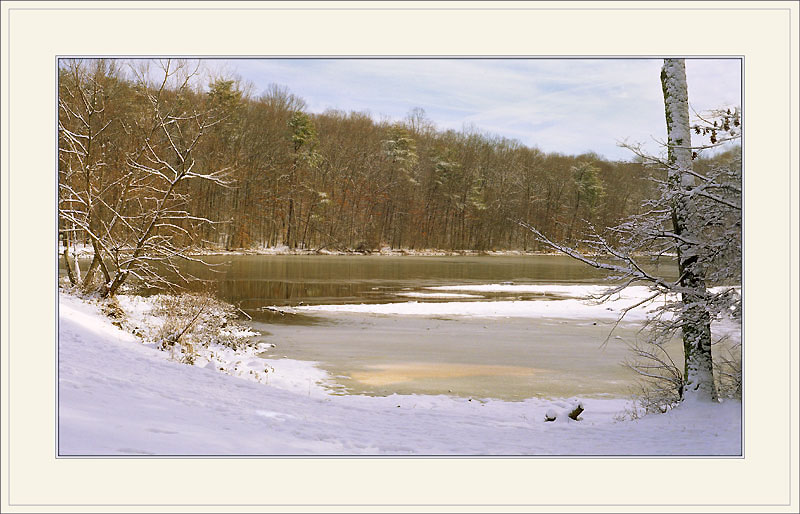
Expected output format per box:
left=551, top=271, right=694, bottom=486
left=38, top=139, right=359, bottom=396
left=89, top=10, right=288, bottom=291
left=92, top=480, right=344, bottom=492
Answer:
left=211, top=58, right=741, bottom=161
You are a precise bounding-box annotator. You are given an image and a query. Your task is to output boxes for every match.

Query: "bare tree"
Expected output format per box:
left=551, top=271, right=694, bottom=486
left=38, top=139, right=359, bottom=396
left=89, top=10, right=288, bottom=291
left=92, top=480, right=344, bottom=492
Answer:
left=518, top=58, right=741, bottom=404
left=59, top=59, right=119, bottom=291
left=59, top=59, right=232, bottom=297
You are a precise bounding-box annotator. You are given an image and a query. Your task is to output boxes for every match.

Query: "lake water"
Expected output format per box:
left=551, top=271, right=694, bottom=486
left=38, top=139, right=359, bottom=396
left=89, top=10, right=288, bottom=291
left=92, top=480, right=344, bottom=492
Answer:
left=63, top=254, right=685, bottom=400
left=179, top=255, right=682, bottom=400
left=175, top=254, right=678, bottom=310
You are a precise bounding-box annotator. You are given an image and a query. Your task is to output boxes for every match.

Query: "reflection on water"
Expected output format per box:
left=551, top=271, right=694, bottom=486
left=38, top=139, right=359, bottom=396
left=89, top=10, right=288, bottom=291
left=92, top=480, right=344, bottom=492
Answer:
left=168, top=255, right=677, bottom=323
left=62, top=254, right=679, bottom=313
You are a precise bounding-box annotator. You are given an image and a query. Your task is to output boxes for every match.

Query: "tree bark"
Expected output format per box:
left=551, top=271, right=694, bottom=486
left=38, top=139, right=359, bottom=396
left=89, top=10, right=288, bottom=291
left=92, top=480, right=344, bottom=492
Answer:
left=62, top=247, right=76, bottom=286
left=661, top=58, right=716, bottom=401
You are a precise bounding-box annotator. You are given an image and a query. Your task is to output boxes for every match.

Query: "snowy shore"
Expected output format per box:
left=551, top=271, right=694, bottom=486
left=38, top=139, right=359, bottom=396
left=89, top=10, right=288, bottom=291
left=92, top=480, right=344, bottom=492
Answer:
left=62, top=242, right=678, bottom=258
left=58, top=291, right=741, bottom=456
left=187, top=245, right=565, bottom=257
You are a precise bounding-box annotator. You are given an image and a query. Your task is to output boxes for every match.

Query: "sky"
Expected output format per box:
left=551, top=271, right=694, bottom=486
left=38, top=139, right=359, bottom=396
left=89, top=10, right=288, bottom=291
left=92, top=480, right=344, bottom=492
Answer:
left=211, top=58, right=741, bottom=161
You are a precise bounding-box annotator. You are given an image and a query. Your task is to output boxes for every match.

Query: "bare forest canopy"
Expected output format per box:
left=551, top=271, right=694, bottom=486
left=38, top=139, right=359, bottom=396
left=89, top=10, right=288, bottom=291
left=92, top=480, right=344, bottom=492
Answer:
left=58, top=59, right=741, bottom=254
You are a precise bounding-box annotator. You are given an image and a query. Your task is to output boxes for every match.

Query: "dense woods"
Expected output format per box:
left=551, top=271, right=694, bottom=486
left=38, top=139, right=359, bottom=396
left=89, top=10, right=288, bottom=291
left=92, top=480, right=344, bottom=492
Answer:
left=59, top=59, right=661, bottom=258
left=58, top=58, right=740, bottom=295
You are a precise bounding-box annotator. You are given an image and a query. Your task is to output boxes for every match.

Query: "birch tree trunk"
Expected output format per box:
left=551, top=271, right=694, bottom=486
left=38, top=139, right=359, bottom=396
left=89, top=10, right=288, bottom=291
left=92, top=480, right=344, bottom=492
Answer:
left=660, top=58, right=716, bottom=401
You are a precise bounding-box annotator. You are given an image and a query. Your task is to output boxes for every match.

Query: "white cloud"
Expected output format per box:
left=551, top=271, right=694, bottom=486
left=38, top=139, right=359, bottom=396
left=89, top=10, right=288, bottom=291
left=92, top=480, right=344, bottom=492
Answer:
left=220, top=58, right=741, bottom=160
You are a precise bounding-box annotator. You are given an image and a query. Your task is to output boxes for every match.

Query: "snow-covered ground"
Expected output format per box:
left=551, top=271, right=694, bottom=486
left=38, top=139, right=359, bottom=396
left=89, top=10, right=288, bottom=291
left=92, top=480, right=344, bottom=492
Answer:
left=58, top=291, right=741, bottom=456
left=58, top=242, right=94, bottom=257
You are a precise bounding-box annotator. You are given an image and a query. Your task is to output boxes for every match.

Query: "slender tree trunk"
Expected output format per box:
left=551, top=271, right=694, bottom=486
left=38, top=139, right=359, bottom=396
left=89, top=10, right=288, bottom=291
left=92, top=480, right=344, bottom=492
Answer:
left=567, top=196, right=580, bottom=244
left=286, top=155, right=298, bottom=248
left=62, top=247, right=76, bottom=286
left=286, top=197, right=295, bottom=247
left=661, top=58, right=716, bottom=402
left=301, top=202, right=315, bottom=249
left=69, top=224, right=82, bottom=283
left=82, top=253, right=100, bottom=287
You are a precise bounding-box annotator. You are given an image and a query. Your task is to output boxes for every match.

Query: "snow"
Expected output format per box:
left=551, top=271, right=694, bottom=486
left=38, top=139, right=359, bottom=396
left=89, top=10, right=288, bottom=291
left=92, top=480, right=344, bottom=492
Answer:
left=187, top=246, right=563, bottom=257
left=273, top=285, right=666, bottom=321
left=397, top=291, right=482, bottom=298
left=58, top=242, right=94, bottom=257
left=426, top=283, right=611, bottom=295
left=273, top=286, right=740, bottom=346
left=661, top=58, right=694, bottom=184
left=112, top=293, right=331, bottom=396
left=59, top=291, right=741, bottom=455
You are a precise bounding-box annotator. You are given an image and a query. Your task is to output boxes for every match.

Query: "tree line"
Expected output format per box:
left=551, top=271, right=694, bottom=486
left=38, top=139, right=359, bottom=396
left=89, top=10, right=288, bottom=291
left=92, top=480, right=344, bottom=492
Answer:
left=58, top=58, right=738, bottom=294
left=58, top=59, right=661, bottom=256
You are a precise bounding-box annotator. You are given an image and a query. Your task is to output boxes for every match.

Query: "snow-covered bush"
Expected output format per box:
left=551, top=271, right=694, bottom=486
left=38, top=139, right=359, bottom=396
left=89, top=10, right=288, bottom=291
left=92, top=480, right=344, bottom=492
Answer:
left=102, top=292, right=260, bottom=369
left=148, top=293, right=255, bottom=363
left=624, top=331, right=741, bottom=419
left=153, top=294, right=224, bottom=343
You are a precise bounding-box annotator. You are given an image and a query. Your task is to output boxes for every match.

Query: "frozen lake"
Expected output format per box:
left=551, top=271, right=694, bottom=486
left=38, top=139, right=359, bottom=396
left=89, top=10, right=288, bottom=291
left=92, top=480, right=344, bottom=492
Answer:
left=64, top=254, right=691, bottom=400
left=177, top=254, right=684, bottom=400
left=252, top=313, right=660, bottom=400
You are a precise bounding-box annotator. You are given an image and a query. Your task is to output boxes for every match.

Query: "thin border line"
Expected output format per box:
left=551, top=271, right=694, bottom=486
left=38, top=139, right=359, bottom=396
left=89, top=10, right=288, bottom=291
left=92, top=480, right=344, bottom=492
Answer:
left=0, top=4, right=789, bottom=514
left=54, top=36, right=60, bottom=470
left=789, top=5, right=795, bottom=506
left=6, top=6, right=10, bottom=507
left=10, top=7, right=794, bottom=11
left=1, top=8, right=764, bottom=506
left=6, top=502, right=793, bottom=507
left=57, top=54, right=746, bottom=58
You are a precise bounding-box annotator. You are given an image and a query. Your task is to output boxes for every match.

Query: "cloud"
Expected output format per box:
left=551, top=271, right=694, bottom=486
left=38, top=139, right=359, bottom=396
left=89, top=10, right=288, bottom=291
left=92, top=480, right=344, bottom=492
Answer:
left=219, top=58, right=741, bottom=160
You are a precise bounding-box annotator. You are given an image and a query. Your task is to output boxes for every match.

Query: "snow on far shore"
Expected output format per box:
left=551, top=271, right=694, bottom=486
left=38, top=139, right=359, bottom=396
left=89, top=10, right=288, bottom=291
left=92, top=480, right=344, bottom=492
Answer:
left=58, top=291, right=741, bottom=455
left=58, top=243, right=94, bottom=257
left=186, top=245, right=564, bottom=257
left=60, top=244, right=564, bottom=259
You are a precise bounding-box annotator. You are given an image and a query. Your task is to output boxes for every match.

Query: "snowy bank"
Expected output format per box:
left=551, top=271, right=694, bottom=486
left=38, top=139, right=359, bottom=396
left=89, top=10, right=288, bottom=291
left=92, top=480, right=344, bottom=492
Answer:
left=59, top=291, right=741, bottom=455
left=72, top=292, right=331, bottom=396
left=186, top=245, right=564, bottom=257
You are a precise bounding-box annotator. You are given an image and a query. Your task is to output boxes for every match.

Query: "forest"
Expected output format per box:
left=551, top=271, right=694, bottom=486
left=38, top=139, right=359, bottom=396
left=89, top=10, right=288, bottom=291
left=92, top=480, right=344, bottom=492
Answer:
left=57, top=58, right=739, bottom=262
